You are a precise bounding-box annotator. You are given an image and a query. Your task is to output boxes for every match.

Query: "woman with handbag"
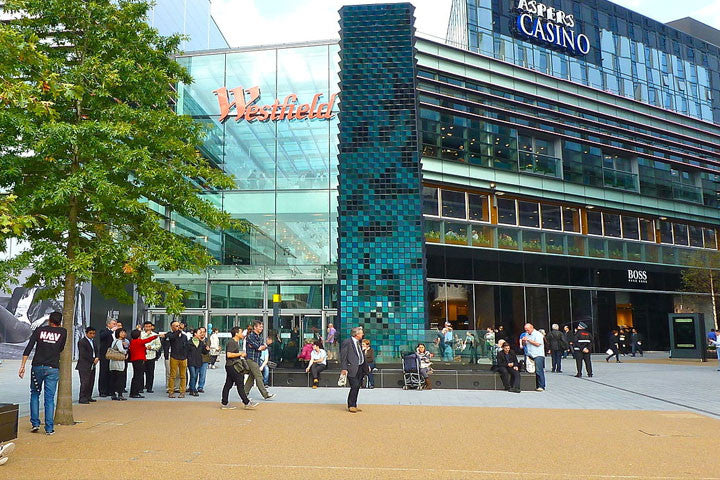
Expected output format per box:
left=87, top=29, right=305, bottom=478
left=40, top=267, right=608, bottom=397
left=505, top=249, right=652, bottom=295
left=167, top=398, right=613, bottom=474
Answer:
left=108, top=328, right=128, bottom=401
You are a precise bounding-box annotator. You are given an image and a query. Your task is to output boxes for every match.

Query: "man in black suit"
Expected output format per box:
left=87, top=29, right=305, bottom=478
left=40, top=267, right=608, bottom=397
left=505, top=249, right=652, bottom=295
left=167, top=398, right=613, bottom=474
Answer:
left=97, top=318, right=117, bottom=396
left=496, top=342, right=521, bottom=393
left=76, top=326, right=99, bottom=403
left=340, top=326, right=369, bottom=413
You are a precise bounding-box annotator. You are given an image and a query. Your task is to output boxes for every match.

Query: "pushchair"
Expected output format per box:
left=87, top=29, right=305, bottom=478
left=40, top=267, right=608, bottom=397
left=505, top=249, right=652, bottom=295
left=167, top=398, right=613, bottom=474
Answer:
left=402, top=353, right=424, bottom=390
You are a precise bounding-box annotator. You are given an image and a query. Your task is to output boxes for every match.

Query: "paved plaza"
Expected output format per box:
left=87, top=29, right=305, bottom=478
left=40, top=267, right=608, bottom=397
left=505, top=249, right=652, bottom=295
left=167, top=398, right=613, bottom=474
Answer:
left=0, top=353, right=718, bottom=479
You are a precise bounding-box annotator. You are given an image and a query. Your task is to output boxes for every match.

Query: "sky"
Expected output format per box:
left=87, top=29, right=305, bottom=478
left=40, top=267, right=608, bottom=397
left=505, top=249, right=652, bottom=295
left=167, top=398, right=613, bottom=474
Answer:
left=212, top=0, right=720, bottom=49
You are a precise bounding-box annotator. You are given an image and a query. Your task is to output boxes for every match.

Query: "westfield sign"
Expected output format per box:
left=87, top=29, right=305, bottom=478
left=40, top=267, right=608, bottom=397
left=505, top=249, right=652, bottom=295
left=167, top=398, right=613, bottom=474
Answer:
left=213, top=86, right=337, bottom=123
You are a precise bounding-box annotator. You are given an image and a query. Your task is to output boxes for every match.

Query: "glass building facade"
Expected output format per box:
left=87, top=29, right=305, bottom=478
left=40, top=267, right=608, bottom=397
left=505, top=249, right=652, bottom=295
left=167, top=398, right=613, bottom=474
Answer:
left=149, top=2, right=720, bottom=361
left=147, top=0, right=229, bottom=52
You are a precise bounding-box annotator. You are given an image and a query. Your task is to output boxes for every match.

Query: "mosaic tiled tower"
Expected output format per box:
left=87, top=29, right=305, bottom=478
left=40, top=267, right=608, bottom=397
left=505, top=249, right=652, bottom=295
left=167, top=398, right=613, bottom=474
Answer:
left=337, top=3, right=426, bottom=360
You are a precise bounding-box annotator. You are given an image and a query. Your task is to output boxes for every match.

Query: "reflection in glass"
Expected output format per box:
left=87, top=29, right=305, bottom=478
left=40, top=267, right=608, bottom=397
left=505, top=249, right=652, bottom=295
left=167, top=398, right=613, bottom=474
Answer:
left=704, top=228, right=717, bottom=249
left=689, top=225, right=704, bottom=247
left=468, top=193, right=489, bottom=222
left=673, top=223, right=689, bottom=246
left=640, top=218, right=655, bottom=242
left=428, top=282, right=447, bottom=328
left=276, top=191, right=330, bottom=265
left=525, top=287, right=549, bottom=332
left=442, top=190, right=466, bottom=219
left=497, top=198, right=517, bottom=225
left=622, top=216, right=639, bottom=239
left=603, top=213, right=621, bottom=238
left=659, top=220, right=673, bottom=244
left=541, top=204, right=561, bottom=230
left=563, top=207, right=581, bottom=233
left=423, top=187, right=439, bottom=216
left=587, top=211, right=603, bottom=235
left=210, top=282, right=264, bottom=309
left=518, top=200, right=539, bottom=228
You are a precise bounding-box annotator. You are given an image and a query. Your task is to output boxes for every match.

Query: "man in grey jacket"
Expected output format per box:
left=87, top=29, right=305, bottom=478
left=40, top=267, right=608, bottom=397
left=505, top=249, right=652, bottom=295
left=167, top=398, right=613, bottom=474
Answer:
left=340, top=326, right=369, bottom=413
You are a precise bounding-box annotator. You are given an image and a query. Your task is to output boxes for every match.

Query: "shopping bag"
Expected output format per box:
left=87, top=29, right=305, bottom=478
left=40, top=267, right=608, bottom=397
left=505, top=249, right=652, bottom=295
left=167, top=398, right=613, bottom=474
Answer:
left=606, top=348, right=614, bottom=356
left=337, top=373, right=347, bottom=387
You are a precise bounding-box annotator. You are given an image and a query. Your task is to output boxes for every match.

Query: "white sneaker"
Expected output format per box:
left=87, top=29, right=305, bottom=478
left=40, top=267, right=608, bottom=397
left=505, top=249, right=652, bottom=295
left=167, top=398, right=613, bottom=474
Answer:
left=244, top=401, right=259, bottom=409
left=0, top=442, right=15, bottom=458
left=536, top=387, right=544, bottom=392
left=0, top=456, right=8, bottom=466
left=220, top=404, right=236, bottom=410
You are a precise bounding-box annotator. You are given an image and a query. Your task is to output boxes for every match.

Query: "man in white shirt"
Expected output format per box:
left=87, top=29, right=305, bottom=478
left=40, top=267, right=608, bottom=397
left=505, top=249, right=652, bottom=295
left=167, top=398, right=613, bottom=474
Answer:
left=521, top=323, right=546, bottom=392
left=141, top=321, right=162, bottom=393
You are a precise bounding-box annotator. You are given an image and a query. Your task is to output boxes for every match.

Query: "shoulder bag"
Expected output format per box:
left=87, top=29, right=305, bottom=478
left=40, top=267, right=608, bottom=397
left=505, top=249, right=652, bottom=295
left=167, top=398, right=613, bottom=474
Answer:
left=232, top=357, right=250, bottom=374
left=105, top=342, right=125, bottom=361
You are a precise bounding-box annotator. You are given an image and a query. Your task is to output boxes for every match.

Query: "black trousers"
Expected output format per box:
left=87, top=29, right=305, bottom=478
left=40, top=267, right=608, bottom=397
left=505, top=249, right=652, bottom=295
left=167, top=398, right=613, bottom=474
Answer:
left=347, top=366, right=366, bottom=408
left=574, top=351, right=593, bottom=376
left=110, top=370, right=124, bottom=397
left=222, top=365, right=250, bottom=405
left=310, top=363, right=327, bottom=381
left=144, top=358, right=156, bottom=391
left=606, top=346, right=620, bottom=362
left=130, top=360, right=145, bottom=396
left=98, top=358, right=111, bottom=395
left=78, top=368, right=96, bottom=402
left=497, top=366, right=520, bottom=390
left=551, top=350, right=563, bottom=372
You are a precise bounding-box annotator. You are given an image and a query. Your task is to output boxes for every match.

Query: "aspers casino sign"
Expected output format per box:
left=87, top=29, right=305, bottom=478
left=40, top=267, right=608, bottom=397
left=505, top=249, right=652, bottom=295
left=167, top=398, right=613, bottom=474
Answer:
left=214, top=86, right=336, bottom=123
left=513, top=0, right=591, bottom=56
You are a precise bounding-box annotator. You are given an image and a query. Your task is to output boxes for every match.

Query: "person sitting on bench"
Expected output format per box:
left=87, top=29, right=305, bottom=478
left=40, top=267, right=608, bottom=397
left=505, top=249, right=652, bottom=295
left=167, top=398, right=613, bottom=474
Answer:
left=496, top=342, right=521, bottom=393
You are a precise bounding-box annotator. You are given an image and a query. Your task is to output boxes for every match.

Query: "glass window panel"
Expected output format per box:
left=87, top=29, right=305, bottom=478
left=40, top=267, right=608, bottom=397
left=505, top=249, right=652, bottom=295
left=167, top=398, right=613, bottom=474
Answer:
left=177, top=54, right=226, bottom=117
left=563, top=207, right=581, bottom=233
left=659, top=220, right=673, bottom=244
left=497, top=198, right=517, bottom=225
left=622, top=216, right=639, bottom=239
left=525, top=287, right=549, bottom=332
left=640, top=218, right=655, bottom=242
left=468, top=193, right=489, bottom=222
left=422, top=187, right=439, bottom=216
left=673, top=223, right=689, bottom=246
left=210, top=282, right=264, bottom=309
left=518, top=201, right=539, bottom=228
left=689, top=225, right=704, bottom=247
left=587, top=210, right=603, bottom=235
left=603, top=213, right=621, bottom=238
left=269, top=283, right=323, bottom=309
left=704, top=228, right=717, bottom=249
left=167, top=279, right=207, bottom=309
left=222, top=192, right=276, bottom=265
left=276, top=190, right=330, bottom=265
left=441, top=190, right=466, bottom=219
left=541, top=204, right=561, bottom=230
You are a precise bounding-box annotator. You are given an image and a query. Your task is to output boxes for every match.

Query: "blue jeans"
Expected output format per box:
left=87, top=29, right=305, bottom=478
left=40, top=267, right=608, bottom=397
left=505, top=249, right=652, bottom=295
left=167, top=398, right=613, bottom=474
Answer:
left=533, top=356, right=546, bottom=389
left=261, top=365, right=269, bottom=386
left=188, top=365, right=199, bottom=392
left=197, top=363, right=208, bottom=390
left=30, top=366, right=59, bottom=433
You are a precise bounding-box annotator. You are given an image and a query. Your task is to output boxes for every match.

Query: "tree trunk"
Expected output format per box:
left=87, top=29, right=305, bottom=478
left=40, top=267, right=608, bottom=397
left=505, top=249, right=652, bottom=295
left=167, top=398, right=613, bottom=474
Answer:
left=711, top=273, right=718, bottom=330
left=54, top=271, right=76, bottom=425
left=55, top=194, right=79, bottom=425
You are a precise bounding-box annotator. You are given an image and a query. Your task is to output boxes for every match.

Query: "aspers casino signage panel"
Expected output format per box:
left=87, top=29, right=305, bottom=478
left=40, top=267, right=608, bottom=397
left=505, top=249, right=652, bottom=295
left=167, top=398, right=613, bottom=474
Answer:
left=513, top=0, right=591, bottom=56
left=214, top=86, right=336, bottom=123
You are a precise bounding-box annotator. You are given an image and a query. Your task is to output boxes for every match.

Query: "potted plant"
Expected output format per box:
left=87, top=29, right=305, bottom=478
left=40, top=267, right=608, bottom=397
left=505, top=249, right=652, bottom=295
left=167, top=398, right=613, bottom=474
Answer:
left=471, top=231, right=491, bottom=247
left=444, top=230, right=467, bottom=245
left=522, top=239, right=542, bottom=252
left=425, top=230, right=441, bottom=243
left=590, top=248, right=606, bottom=258
left=498, top=234, right=518, bottom=249
left=546, top=243, right=564, bottom=254
left=609, top=249, right=624, bottom=259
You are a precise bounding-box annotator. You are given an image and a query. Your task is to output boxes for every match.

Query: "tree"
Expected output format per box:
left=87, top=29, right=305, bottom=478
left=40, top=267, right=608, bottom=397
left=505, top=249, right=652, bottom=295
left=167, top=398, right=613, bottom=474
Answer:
left=0, top=0, right=246, bottom=425
left=681, top=249, right=720, bottom=330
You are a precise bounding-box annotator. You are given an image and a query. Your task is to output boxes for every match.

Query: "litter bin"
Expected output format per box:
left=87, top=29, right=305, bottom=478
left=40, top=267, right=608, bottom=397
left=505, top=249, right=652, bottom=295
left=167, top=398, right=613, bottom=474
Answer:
left=0, top=404, right=18, bottom=443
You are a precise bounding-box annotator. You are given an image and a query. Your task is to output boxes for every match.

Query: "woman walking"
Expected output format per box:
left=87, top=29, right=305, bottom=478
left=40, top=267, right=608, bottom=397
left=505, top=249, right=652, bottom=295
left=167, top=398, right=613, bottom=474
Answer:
left=606, top=330, right=621, bottom=363
left=209, top=328, right=221, bottom=369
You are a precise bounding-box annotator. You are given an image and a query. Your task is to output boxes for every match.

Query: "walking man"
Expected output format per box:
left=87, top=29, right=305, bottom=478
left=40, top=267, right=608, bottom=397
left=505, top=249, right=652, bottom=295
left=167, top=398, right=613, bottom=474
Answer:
left=244, top=321, right=276, bottom=400
left=572, top=322, right=594, bottom=378
left=97, top=318, right=117, bottom=397
left=221, top=326, right=258, bottom=410
left=340, top=326, right=368, bottom=413
left=18, top=311, right=67, bottom=435
left=521, top=323, right=546, bottom=392
left=547, top=324, right=565, bottom=373
left=141, top=321, right=161, bottom=393
left=76, top=326, right=99, bottom=404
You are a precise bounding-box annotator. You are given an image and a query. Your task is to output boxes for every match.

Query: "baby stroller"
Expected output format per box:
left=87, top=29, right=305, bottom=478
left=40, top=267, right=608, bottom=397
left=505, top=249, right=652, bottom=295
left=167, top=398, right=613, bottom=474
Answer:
left=402, top=353, right=424, bottom=390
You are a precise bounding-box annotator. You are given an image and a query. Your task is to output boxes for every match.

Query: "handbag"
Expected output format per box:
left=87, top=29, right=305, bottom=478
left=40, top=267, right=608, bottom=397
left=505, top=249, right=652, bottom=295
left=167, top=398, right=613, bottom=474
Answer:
left=232, top=357, right=250, bottom=374
left=337, top=372, right=347, bottom=387
left=526, top=357, right=536, bottom=373
left=606, top=348, right=614, bottom=356
left=105, top=345, right=125, bottom=361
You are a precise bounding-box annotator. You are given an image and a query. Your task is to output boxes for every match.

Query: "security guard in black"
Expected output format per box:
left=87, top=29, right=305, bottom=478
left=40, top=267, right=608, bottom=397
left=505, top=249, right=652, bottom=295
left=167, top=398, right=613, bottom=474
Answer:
left=572, top=322, right=593, bottom=378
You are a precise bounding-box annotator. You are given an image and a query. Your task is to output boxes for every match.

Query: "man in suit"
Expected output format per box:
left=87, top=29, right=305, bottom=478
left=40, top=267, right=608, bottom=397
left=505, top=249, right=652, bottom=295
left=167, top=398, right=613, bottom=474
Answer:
left=97, top=318, right=117, bottom=397
left=340, top=326, right=369, bottom=413
left=76, top=326, right=99, bottom=403
left=495, top=341, right=521, bottom=393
